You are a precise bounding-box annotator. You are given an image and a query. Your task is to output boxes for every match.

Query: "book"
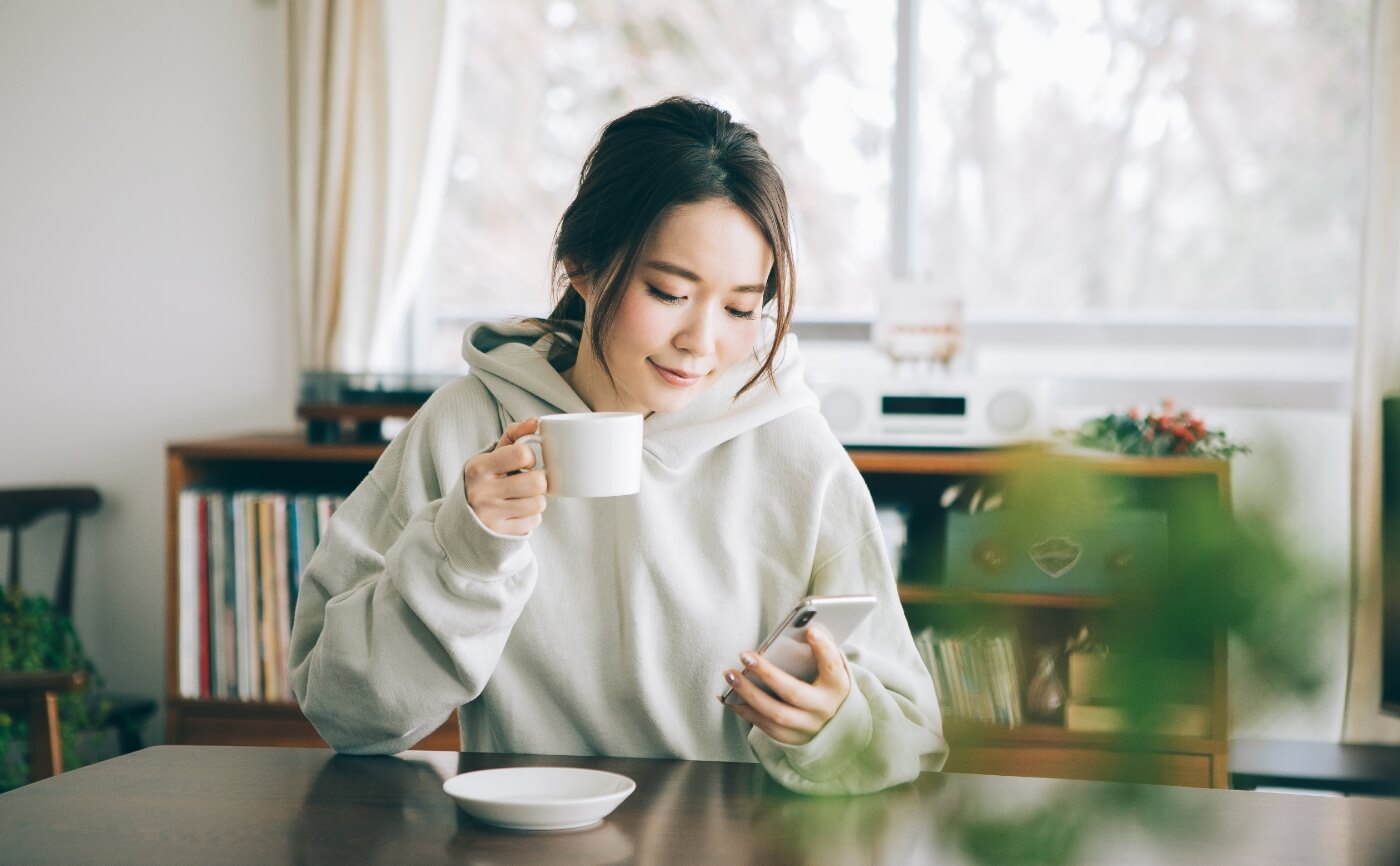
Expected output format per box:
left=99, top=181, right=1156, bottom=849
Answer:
left=207, top=492, right=227, bottom=699
left=177, top=490, right=199, bottom=698
left=240, top=492, right=262, bottom=701
left=271, top=494, right=292, bottom=702
left=914, top=625, right=1024, bottom=727
left=197, top=495, right=210, bottom=699
left=257, top=496, right=279, bottom=702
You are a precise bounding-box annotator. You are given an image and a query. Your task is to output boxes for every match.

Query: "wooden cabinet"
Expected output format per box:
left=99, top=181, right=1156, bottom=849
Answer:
left=165, top=435, right=1229, bottom=786
left=867, top=448, right=1231, bottom=789
left=163, top=435, right=460, bottom=751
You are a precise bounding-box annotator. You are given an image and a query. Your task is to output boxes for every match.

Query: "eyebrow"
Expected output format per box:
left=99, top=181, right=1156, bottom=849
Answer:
left=644, top=259, right=766, bottom=294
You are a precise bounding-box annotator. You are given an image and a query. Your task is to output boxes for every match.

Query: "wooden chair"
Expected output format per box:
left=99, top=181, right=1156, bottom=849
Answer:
left=0, top=670, right=86, bottom=781
left=0, top=486, right=157, bottom=782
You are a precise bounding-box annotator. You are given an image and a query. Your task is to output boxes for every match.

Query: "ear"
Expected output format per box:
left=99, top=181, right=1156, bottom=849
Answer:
left=563, top=259, right=591, bottom=301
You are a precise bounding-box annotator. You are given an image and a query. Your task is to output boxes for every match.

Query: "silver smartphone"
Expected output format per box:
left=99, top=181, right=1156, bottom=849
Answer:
left=720, top=594, right=878, bottom=706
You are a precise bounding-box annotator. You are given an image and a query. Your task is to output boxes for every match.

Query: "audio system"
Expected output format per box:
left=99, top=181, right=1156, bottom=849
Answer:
left=809, top=373, right=1051, bottom=449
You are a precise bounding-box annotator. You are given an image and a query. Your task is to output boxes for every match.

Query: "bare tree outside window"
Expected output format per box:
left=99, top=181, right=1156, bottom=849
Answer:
left=424, top=0, right=1369, bottom=369
left=918, top=0, right=1370, bottom=314
left=427, top=0, right=896, bottom=367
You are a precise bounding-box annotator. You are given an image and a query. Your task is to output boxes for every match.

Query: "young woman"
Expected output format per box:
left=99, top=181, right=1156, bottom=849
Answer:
left=289, top=97, right=946, bottom=795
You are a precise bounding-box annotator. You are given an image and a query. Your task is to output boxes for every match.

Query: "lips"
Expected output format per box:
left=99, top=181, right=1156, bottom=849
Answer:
left=649, top=359, right=705, bottom=387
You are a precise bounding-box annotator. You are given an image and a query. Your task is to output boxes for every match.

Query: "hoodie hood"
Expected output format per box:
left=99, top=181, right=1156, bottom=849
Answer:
left=461, top=318, right=819, bottom=468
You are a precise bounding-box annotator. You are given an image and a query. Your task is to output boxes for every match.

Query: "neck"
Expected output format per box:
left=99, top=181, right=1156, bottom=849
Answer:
left=562, top=343, right=626, bottom=413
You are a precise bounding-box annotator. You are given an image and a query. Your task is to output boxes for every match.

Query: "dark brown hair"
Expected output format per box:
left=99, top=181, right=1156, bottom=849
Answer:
left=533, top=96, right=796, bottom=399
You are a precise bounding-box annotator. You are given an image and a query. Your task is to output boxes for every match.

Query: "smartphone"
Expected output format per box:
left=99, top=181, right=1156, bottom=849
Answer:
left=720, top=594, right=877, bottom=706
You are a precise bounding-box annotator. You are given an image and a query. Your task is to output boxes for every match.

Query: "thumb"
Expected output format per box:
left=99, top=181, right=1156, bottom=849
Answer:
left=498, top=416, right=540, bottom=447
left=807, top=624, right=849, bottom=683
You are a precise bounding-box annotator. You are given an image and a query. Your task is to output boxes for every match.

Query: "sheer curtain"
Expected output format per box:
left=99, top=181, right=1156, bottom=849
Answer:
left=1345, top=0, right=1400, bottom=743
left=288, top=0, right=462, bottom=372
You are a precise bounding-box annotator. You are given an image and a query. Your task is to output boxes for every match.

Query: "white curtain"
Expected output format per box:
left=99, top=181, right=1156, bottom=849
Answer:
left=288, top=0, right=462, bottom=372
left=1344, top=0, right=1400, bottom=743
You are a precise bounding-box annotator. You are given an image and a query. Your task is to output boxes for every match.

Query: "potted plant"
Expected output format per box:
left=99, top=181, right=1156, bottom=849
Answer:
left=1065, top=402, right=1251, bottom=459
left=0, top=589, right=106, bottom=790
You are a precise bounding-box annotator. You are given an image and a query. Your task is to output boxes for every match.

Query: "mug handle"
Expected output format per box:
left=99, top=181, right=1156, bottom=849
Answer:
left=515, top=433, right=544, bottom=473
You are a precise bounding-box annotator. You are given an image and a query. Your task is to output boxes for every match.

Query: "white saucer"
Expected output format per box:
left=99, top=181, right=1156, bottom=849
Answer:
left=443, top=766, right=637, bottom=831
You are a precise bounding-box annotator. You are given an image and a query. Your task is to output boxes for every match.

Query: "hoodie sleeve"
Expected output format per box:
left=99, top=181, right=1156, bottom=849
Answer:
left=287, top=381, right=538, bottom=754
left=748, top=467, right=948, bottom=795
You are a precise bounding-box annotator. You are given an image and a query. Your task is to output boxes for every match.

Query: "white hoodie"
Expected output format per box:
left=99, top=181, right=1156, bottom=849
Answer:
left=289, top=320, right=947, bottom=794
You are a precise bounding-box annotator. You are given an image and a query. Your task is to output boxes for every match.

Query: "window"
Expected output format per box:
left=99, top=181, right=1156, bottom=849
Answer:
left=422, top=0, right=1370, bottom=370
left=917, top=0, right=1370, bottom=314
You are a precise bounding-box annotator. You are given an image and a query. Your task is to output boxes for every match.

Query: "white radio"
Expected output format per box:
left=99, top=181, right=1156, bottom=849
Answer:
left=809, top=374, right=1051, bottom=448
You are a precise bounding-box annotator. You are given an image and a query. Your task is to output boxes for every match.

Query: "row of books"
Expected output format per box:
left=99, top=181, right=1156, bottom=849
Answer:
left=915, top=626, right=1024, bottom=727
left=176, top=490, right=344, bottom=701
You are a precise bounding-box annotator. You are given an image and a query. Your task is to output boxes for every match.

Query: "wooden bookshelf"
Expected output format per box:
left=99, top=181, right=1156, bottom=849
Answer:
left=163, top=434, right=459, bottom=751
left=165, top=435, right=1230, bottom=786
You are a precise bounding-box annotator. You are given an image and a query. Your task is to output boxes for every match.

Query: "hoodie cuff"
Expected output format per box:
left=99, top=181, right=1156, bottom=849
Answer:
left=757, top=680, right=875, bottom=782
left=434, top=472, right=532, bottom=580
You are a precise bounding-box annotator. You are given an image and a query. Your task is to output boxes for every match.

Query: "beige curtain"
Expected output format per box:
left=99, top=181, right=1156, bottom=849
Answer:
left=288, top=0, right=462, bottom=372
left=1345, top=0, right=1400, bottom=743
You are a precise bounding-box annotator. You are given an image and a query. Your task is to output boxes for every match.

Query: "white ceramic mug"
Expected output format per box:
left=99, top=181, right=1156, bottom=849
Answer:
left=517, top=412, right=644, bottom=498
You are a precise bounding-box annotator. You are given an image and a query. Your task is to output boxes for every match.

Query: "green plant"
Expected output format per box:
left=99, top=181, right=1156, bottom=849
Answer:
left=0, top=589, right=105, bottom=790
left=1065, top=402, right=1251, bottom=459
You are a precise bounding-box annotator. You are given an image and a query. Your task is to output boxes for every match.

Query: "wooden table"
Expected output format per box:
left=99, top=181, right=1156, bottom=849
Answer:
left=3, top=746, right=1399, bottom=865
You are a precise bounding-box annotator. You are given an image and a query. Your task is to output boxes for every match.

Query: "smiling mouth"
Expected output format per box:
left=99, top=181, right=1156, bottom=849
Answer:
left=649, top=359, right=705, bottom=387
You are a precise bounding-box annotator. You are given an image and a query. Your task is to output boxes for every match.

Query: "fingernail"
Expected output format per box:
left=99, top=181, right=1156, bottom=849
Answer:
left=724, top=671, right=738, bottom=685
left=740, top=653, right=757, bottom=668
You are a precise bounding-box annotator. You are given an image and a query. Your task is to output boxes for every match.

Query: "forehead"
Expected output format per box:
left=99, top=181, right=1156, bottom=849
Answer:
left=643, top=199, right=773, bottom=286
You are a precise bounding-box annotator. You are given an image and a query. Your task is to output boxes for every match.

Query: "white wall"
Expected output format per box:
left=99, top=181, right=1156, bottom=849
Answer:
left=0, top=0, right=294, bottom=741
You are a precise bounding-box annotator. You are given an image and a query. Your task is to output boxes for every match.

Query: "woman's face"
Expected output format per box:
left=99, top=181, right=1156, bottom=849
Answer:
left=572, top=198, right=772, bottom=415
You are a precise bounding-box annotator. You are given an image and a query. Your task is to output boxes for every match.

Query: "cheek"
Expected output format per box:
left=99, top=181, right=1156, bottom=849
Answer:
left=717, top=319, right=762, bottom=367
left=608, top=294, right=666, bottom=361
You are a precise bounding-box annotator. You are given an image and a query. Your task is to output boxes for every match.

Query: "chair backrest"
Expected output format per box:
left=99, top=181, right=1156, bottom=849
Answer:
left=0, top=487, right=101, bottom=617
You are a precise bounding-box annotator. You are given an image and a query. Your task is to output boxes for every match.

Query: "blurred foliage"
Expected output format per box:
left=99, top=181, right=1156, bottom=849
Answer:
left=0, top=590, right=106, bottom=791
left=929, top=448, right=1338, bottom=865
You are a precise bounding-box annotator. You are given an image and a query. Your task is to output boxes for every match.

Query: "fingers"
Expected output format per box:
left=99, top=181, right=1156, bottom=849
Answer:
left=721, top=625, right=852, bottom=745
left=466, top=448, right=548, bottom=493
left=463, top=417, right=548, bottom=536
left=728, top=700, right=812, bottom=746
left=735, top=649, right=818, bottom=710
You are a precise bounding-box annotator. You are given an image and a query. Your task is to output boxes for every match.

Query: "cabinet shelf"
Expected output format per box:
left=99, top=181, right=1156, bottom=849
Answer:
left=898, top=584, right=1118, bottom=610
left=944, top=719, right=1225, bottom=752
left=165, top=432, right=1230, bottom=787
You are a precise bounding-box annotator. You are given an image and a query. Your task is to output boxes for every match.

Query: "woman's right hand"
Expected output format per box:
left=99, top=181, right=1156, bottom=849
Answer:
left=463, top=417, right=548, bottom=536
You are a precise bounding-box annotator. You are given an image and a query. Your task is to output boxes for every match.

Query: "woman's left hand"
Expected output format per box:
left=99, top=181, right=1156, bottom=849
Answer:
left=721, top=625, right=851, bottom=746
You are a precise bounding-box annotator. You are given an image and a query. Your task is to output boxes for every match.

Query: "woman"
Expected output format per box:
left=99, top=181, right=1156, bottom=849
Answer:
left=289, top=97, right=946, bottom=795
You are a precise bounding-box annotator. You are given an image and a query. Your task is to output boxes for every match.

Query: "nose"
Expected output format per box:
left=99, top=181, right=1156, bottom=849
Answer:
left=673, top=304, right=717, bottom=356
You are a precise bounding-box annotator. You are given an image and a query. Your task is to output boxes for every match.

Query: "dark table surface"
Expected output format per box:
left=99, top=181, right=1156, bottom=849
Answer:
left=3, top=746, right=1400, bottom=866
left=1230, top=738, right=1400, bottom=796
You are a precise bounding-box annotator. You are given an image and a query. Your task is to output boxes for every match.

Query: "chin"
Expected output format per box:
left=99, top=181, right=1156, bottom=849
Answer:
left=636, top=382, right=709, bottom=415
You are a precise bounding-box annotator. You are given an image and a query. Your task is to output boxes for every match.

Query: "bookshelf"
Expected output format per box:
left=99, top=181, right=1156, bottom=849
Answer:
left=165, top=434, right=1230, bottom=786
left=163, top=435, right=458, bottom=750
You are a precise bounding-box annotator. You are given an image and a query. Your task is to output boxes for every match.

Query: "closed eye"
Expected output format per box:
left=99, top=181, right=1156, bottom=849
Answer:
left=646, top=284, right=683, bottom=304
left=648, top=283, right=757, bottom=320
